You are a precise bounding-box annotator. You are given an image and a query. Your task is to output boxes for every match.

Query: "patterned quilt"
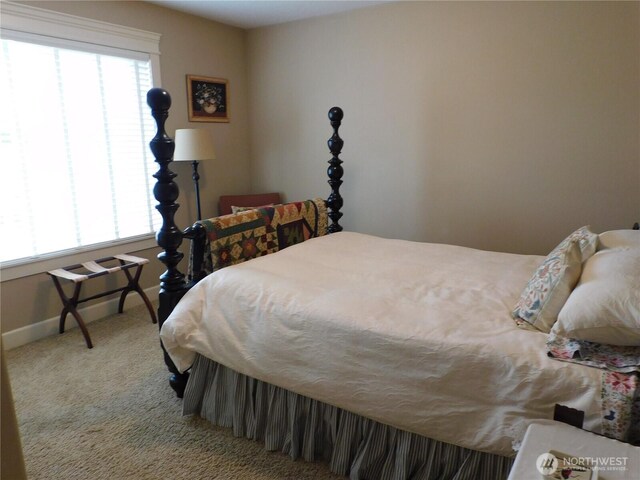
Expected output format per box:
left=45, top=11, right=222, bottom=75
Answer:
left=190, top=198, right=328, bottom=277
left=547, top=335, right=640, bottom=444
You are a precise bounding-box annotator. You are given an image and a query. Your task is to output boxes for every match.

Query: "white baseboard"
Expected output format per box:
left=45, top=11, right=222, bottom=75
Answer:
left=2, top=285, right=160, bottom=350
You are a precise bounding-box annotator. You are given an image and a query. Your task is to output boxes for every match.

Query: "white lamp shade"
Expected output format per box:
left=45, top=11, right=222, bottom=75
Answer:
left=173, top=129, right=216, bottom=161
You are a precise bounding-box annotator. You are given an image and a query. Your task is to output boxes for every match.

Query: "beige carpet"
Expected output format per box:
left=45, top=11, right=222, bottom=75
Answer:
left=5, top=304, right=343, bottom=479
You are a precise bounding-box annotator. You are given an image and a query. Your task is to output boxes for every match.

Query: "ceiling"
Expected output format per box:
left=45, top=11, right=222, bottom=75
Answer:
left=146, top=0, right=389, bottom=29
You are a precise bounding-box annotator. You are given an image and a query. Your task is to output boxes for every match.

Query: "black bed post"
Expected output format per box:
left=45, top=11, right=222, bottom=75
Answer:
left=326, top=107, right=344, bottom=233
left=147, top=87, right=190, bottom=398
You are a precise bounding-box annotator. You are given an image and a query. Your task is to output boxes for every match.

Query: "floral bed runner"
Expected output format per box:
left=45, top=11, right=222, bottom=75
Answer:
left=547, top=335, right=640, bottom=445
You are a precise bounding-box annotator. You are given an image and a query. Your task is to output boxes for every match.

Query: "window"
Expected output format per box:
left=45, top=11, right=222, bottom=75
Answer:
left=0, top=3, right=162, bottom=275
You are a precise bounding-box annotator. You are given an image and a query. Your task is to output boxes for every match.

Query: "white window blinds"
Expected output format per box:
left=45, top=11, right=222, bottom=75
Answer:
left=0, top=4, right=162, bottom=267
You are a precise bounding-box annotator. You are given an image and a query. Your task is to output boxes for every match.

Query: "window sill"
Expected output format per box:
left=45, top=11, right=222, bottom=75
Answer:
left=0, top=235, right=159, bottom=282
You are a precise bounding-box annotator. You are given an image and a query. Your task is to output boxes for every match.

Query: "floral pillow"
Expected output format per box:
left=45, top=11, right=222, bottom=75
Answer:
left=511, top=226, right=598, bottom=332
left=553, top=225, right=598, bottom=262
left=512, top=240, right=583, bottom=332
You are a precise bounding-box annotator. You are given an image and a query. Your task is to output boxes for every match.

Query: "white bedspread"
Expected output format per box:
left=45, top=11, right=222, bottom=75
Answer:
left=161, top=232, right=605, bottom=456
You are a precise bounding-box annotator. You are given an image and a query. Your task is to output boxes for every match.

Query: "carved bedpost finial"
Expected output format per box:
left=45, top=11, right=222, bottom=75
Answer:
left=327, top=106, right=344, bottom=233
left=147, top=88, right=191, bottom=398
left=147, top=88, right=186, bottom=294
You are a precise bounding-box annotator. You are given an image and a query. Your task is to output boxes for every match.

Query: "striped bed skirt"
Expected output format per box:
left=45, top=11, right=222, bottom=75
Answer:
left=183, top=354, right=514, bottom=480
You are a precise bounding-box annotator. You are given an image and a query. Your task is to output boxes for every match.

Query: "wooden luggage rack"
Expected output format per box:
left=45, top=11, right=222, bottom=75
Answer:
left=47, top=254, right=157, bottom=349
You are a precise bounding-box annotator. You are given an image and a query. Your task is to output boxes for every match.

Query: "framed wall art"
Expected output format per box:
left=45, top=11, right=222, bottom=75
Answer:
left=186, top=75, right=229, bottom=123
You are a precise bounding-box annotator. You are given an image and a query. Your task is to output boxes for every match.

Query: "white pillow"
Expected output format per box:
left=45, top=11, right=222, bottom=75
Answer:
left=552, top=245, right=640, bottom=346
left=598, top=229, right=640, bottom=251
left=230, top=203, right=274, bottom=214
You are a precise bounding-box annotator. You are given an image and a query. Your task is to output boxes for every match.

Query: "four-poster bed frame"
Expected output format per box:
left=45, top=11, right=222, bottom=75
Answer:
left=146, top=87, right=345, bottom=396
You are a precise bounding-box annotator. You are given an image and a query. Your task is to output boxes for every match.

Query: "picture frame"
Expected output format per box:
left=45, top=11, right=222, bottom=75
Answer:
left=186, top=75, right=229, bottom=123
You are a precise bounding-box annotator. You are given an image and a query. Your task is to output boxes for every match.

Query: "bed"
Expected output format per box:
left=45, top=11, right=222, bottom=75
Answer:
left=146, top=88, right=639, bottom=479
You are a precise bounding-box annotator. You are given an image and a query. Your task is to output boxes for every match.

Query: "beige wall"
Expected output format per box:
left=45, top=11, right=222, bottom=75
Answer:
left=247, top=1, right=640, bottom=254
left=2, top=1, right=639, bottom=337
left=1, top=1, right=251, bottom=335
